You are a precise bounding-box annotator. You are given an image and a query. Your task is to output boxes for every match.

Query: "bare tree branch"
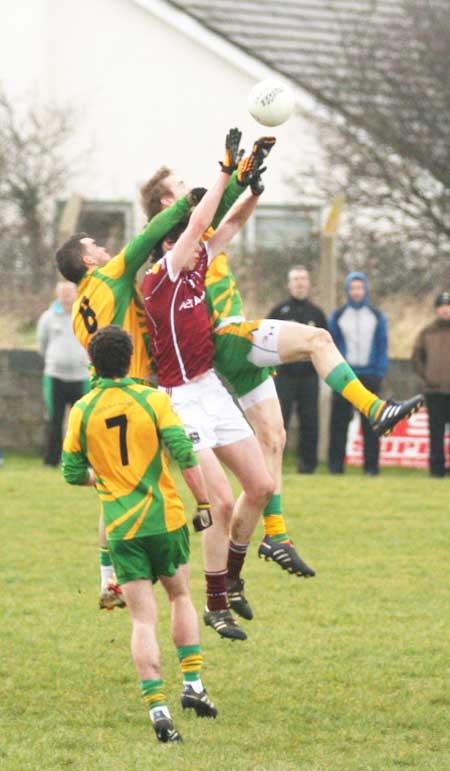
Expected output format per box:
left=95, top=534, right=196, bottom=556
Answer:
left=0, top=87, right=82, bottom=292
left=291, top=0, right=450, bottom=293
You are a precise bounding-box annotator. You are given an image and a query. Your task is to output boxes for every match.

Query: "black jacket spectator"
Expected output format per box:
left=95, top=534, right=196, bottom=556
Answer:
left=267, top=266, right=327, bottom=474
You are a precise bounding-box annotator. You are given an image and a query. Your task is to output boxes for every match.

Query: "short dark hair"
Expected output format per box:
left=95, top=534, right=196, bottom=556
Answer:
left=288, top=264, right=309, bottom=276
left=88, top=325, right=133, bottom=378
left=151, top=218, right=189, bottom=263
left=56, top=232, right=89, bottom=283
left=140, top=166, right=172, bottom=222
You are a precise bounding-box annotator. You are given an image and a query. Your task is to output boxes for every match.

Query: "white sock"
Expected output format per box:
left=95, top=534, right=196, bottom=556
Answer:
left=184, top=678, right=204, bottom=693
left=150, top=705, right=171, bottom=721
left=100, top=564, right=114, bottom=589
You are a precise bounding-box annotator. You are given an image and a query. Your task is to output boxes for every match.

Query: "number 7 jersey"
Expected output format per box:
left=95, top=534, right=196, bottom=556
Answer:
left=62, top=378, right=198, bottom=538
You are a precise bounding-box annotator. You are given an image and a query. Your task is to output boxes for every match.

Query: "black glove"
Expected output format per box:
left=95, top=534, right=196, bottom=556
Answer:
left=187, top=187, right=207, bottom=206
left=252, top=136, right=277, bottom=161
left=237, top=136, right=276, bottom=187
left=192, top=503, right=213, bottom=532
left=250, top=165, right=267, bottom=196
left=219, top=128, right=244, bottom=174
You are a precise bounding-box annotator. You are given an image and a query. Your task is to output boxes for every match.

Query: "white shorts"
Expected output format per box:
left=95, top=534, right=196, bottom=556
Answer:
left=247, top=319, right=283, bottom=367
left=238, top=375, right=277, bottom=411
left=160, top=370, right=253, bottom=452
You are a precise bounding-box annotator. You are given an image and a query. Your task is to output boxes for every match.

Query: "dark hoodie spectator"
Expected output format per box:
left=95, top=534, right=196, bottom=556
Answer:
left=412, top=291, right=450, bottom=477
left=327, top=272, right=388, bottom=475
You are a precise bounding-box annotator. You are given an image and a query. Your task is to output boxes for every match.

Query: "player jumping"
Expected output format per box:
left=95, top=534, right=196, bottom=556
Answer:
left=142, top=132, right=277, bottom=641
left=140, top=133, right=424, bottom=579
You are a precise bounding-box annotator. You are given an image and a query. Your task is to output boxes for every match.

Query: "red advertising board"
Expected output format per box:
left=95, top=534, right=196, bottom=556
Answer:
left=346, top=407, right=450, bottom=469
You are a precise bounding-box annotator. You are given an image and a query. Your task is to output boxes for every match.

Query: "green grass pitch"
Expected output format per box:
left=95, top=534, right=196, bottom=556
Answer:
left=1, top=455, right=449, bottom=770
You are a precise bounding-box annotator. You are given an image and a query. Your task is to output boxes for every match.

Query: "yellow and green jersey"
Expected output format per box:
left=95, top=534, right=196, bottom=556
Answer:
left=62, top=378, right=198, bottom=539
left=205, top=175, right=273, bottom=397
left=72, top=197, right=191, bottom=381
left=205, top=173, right=245, bottom=328
left=205, top=252, right=245, bottom=329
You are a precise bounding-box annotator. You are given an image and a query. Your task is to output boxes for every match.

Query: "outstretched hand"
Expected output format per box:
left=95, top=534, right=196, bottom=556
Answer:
left=220, top=128, right=245, bottom=174
left=237, top=136, right=276, bottom=189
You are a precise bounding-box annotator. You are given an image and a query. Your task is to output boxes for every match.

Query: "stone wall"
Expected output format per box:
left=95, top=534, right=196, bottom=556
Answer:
left=0, top=349, right=44, bottom=452
left=0, top=349, right=424, bottom=455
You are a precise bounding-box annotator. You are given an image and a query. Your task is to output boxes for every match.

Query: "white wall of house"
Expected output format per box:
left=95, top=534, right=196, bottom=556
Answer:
left=0, top=0, right=321, bottom=222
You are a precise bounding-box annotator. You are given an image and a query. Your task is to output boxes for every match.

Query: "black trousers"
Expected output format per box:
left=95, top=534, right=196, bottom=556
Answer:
left=43, top=376, right=88, bottom=466
left=425, top=393, right=450, bottom=477
left=328, top=374, right=381, bottom=474
left=275, top=371, right=319, bottom=472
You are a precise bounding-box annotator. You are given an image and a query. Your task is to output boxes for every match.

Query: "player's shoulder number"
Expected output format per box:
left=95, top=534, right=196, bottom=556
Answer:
left=78, top=296, right=98, bottom=334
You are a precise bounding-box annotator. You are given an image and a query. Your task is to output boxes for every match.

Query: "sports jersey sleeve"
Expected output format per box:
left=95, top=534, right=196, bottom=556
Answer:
left=123, top=196, right=192, bottom=275
left=149, top=391, right=199, bottom=470
left=163, top=250, right=179, bottom=282
left=61, top=405, right=90, bottom=485
left=212, top=171, right=245, bottom=228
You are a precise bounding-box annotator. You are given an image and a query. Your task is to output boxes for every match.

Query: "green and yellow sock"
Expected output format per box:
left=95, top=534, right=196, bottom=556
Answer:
left=325, top=362, right=384, bottom=421
left=141, top=679, right=167, bottom=711
left=263, top=495, right=290, bottom=543
left=177, top=645, right=202, bottom=683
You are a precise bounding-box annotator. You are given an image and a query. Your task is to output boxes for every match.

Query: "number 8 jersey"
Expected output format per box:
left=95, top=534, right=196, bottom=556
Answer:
left=73, top=258, right=151, bottom=381
left=71, top=197, right=193, bottom=381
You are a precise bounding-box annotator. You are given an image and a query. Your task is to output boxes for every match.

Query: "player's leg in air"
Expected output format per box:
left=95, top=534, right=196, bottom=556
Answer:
left=213, top=329, right=316, bottom=577
left=238, top=378, right=316, bottom=576
left=213, top=432, right=275, bottom=618
left=247, top=320, right=424, bottom=435
left=167, top=382, right=274, bottom=638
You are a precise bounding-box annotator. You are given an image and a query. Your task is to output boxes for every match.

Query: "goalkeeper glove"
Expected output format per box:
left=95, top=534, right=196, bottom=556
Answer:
left=193, top=503, right=213, bottom=532
left=252, top=136, right=277, bottom=160
left=187, top=187, right=207, bottom=206
left=237, top=136, right=276, bottom=187
left=220, top=128, right=245, bottom=174
left=250, top=166, right=267, bottom=196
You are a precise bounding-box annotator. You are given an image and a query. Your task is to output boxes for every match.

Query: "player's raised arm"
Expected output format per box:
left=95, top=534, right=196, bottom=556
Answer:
left=207, top=136, right=276, bottom=259
left=167, top=129, right=243, bottom=276
left=122, top=193, right=196, bottom=276
left=207, top=190, right=259, bottom=259
left=120, top=184, right=214, bottom=278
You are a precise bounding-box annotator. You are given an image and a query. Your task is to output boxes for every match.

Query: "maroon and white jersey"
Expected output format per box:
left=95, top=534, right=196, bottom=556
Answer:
left=142, top=243, right=214, bottom=387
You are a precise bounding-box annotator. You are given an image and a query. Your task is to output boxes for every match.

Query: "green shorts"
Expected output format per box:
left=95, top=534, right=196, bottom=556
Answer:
left=213, top=321, right=272, bottom=399
left=108, top=525, right=190, bottom=585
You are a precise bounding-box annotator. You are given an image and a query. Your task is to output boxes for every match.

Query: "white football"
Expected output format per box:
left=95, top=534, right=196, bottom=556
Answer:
left=248, top=79, right=295, bottom=127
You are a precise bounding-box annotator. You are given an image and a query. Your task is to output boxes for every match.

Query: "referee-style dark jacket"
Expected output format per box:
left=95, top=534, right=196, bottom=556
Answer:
left=267, top=297, right=328, bottom=377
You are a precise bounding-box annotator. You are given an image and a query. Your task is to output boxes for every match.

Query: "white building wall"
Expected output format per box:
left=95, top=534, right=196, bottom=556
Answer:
left=0, top=0, right=320, bottom=213
left=0, top=0, right=48, bottom=96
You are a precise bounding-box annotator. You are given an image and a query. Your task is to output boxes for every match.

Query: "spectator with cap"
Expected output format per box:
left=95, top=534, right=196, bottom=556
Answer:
left=327, top=271, right=388, bottom=475
left=412, top=291, right=450, bottom=478
left=37, top=281, right=90, bottom=466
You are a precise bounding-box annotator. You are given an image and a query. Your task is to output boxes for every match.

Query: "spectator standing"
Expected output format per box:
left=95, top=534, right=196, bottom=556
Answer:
left=412, top=291, right=450, bottom=478
left=36, top=281, right=89, bottom=466
left=327, top=272, right=388, bottom=475
left=268, top=265, right=328, bottom=474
